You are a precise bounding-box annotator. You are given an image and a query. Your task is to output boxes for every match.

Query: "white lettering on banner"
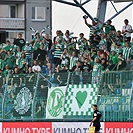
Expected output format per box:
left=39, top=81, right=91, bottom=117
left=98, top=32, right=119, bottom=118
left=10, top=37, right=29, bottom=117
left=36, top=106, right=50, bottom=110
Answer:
left=71, top=128, right=75, bottom=133
left=106, top=128, right=133, bottom=133
left=3, top=128, right=31, bottom=133
left=32, top=128, right=36, bottom=133
left=32, top=128, right=50, bottom=133
left=3, top=128, right=51, bottom=133
left=12, top=128, right=19, bottom=133
left=25, top=128, right=30, bottom=133
left=19, top=128, right=25, bottom=133
left=4, top=128, right=9, bottom=133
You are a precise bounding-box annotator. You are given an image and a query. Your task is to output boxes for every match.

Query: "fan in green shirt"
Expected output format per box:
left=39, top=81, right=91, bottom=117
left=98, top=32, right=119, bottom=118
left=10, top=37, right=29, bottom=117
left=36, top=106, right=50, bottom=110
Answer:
left=18, top=53, right=28, bottom=73
left=84, top=17, right=100, bottom=39
left=109, top=50, right=118, bottom=65
left=0, top=55, right=4, bottom=70
left=98, top=34, right=107, bottom=49
left=4, top=51, right=15, bottom=69
left=78, top=33, right=84, bottom=45
left=32, top=32, right=43, bottom=42
left=3, top=40, right=13, bottom=52
left=33, top=38, right=41, bottom=50
left=103, top=20, right=116, bottom=35
left=78, top=33, right=89, bottom=55
left=115, top=43, right=123, bottom=55
left=92, top=58, right=102, bottom=77
left=92, top=58, right=102, bottom=84
left=3, top=65, right=10, bottom=77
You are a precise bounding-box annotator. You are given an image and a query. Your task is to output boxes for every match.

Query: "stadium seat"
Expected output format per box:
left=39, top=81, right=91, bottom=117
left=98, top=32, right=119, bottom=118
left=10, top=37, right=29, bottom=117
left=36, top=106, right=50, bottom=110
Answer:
left=112, top=103, right=119, bottom=111
left=121, top=96, right=126, bottom=103
left=127, top=81, right=132, bottom=88
left=105, top=104, right=112, bottom=121
left=100, top=97, right=105, bottom=103
left=114, top=88, right=121, bottom=95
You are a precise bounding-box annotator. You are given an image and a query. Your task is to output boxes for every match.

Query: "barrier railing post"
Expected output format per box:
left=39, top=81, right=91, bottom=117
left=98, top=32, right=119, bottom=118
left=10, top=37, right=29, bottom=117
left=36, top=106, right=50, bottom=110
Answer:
left=2, top=74, right=9, bottom=121
left=32, top=73, right=39, bottom=120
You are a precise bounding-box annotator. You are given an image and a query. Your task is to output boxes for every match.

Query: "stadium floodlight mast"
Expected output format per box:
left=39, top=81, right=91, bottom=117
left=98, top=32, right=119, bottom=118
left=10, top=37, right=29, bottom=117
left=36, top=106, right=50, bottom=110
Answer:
left=53, top=0, right=133, bottom=25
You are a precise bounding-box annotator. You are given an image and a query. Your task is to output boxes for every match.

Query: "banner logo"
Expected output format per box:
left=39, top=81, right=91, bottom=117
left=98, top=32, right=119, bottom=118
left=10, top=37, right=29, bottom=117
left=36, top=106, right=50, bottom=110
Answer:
left=14, top=87, right=32, bottom=115
left=47, top=88, right=64, bottom=117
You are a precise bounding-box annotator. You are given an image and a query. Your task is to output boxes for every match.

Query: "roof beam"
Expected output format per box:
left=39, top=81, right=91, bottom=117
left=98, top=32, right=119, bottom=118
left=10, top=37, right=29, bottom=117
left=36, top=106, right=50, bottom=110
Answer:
left=53, top=0, right=80, bottom=7
left=110, top=1, right=118, bottom=13
left=105, top=2, right=133, bottom=22
left=81, top=0, right=91, bottom=6
left=73, top=0, right=95, bottom=21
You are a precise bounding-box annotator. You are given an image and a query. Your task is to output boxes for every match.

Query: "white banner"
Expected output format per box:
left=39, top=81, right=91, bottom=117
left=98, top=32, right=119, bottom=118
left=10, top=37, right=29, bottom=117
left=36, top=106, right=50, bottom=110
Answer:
left=52, top=122, right=104, bottom=133
left=0, top=122, right=2, bottom=133
left=64, top=84, right=98, bottom=116
left=46, top=87, right=66, bottom=119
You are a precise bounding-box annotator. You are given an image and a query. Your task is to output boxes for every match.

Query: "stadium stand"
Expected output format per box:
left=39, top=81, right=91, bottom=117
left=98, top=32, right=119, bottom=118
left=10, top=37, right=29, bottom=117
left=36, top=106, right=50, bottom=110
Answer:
left=0, top=18, right=133, bottom=121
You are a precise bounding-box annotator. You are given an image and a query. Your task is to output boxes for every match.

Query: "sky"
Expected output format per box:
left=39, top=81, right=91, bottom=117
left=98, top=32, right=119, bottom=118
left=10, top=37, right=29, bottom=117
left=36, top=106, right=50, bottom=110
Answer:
left=52, top=1, right=133, bottom=38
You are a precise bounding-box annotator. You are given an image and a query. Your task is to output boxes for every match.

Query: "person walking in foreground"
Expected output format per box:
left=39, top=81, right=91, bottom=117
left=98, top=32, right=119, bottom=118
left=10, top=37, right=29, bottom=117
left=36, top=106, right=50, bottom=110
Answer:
left=89, top=104, right=102, bottom=133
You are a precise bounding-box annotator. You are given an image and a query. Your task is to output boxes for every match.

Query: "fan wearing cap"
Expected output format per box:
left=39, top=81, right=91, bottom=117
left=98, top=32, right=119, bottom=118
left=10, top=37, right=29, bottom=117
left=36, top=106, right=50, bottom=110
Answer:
left=90, top=104, right=102, bottom=133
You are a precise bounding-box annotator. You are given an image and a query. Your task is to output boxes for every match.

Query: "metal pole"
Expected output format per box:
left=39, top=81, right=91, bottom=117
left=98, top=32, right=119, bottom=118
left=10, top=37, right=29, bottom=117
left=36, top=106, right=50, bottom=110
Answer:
left=32, top=73, right=40, bottom=120
left=97, top=0, right=107, bottom=26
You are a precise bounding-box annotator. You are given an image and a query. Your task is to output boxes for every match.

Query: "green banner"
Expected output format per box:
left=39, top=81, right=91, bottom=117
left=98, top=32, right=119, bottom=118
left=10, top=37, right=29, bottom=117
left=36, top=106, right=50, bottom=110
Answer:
left=13, top=87, right=33, bottom=117
left=4, top=74, right=36, bottom=119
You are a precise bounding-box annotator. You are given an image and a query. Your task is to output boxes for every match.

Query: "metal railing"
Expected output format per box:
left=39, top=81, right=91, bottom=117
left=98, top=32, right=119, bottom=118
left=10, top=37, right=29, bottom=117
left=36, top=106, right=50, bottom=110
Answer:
left=0, top=71, right=132, bottom=121
left=0, top=18, right=25, bottom=29
left=98, top=70, right=133, bottom=121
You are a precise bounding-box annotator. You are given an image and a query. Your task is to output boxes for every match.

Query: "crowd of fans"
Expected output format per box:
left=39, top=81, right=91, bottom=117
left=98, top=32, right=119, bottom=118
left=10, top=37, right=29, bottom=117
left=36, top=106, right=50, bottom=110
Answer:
left=0, top=17, right=133, bottom=80
left=1, top=17, right=133, bottom=120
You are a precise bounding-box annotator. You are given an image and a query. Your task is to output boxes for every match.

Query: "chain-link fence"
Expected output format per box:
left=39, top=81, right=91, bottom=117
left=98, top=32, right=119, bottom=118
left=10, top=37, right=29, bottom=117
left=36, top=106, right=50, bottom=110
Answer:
left=98, top=71, right=133, bottom=121
left=0, top=71, right=132, bottom=121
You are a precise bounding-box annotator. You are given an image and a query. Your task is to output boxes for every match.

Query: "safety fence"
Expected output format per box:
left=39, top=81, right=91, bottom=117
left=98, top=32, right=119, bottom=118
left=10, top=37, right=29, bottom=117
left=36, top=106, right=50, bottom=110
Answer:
left=98, top=71, right=133, bottom=121
left=0, top=71, right=132, bottom=121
